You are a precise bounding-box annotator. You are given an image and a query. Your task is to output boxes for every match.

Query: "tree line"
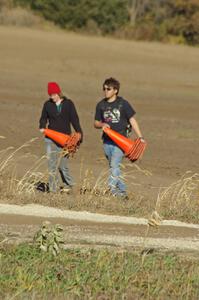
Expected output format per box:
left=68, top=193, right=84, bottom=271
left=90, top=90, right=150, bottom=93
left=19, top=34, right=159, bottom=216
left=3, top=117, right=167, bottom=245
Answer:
left=1, top=0, right=199, bottom=45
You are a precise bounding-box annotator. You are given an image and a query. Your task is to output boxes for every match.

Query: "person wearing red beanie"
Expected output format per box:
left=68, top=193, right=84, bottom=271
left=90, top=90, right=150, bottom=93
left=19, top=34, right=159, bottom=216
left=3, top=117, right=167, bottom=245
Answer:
left=39, top=82, right=83, bottom=193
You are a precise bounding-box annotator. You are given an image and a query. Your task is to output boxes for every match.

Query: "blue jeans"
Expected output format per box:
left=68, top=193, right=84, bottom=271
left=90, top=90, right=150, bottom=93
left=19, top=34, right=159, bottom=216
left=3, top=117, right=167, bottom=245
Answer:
left=103, top=141, right=126, bottom=196
left=45, top=138, right=74, bottom=192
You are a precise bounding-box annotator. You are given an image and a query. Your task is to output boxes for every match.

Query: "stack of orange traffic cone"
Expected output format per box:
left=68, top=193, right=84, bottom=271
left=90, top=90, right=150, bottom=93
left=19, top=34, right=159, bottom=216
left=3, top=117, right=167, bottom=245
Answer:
left=103, top=127, right=147, bottom=162
left=66, top=132, right=81, bottom=154
left=44, top=129, right=81, bottom=154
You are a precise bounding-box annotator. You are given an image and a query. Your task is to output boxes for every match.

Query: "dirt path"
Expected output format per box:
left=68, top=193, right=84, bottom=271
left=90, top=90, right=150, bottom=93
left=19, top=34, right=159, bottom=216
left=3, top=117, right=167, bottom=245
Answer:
left=1, top=204, right=199, bottom=254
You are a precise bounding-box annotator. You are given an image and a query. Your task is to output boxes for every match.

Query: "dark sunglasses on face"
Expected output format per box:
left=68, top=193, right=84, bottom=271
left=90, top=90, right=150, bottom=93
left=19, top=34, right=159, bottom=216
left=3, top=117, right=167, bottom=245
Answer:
left=103, top=86, right=113, bottom=91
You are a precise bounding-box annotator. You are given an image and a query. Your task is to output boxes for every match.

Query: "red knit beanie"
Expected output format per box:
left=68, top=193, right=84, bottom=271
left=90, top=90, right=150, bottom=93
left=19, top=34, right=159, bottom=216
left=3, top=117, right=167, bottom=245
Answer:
left=48, top=82, right=61, bottom=95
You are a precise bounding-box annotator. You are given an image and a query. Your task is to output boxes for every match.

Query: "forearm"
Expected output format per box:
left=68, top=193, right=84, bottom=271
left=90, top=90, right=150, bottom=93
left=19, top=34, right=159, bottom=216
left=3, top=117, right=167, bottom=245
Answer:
left=94, top=120, right=105, bottom=129
left=94, top=120, right=110, bottom=130
left=129, top=117, right=143, bottom=138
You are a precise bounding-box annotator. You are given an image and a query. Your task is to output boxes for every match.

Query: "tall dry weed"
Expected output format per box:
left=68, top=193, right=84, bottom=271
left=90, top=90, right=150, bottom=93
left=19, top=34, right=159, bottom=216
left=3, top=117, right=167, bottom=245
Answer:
left=155, top=172, right=199, bottom=221
left=79, top=162, right=151, bottom=197
left=0, top=138, right=47, bottom=199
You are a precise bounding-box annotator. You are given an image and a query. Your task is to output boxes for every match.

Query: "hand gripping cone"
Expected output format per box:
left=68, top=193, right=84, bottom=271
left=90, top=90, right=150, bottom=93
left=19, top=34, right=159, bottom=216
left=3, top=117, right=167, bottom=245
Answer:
left=44, top=129, right=70, bottom=147
left=103, top=127, right=147, bottom=162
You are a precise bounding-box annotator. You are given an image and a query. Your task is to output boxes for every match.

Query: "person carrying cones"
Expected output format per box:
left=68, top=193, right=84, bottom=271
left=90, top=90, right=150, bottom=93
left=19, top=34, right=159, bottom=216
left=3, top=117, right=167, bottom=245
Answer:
left=39, top=82, right=83, bottom=193
left=94, top=77, right=145, bottom=199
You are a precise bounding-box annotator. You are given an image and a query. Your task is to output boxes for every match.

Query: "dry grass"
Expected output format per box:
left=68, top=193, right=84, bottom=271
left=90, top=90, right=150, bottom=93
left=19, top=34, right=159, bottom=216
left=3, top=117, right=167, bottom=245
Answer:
left=0, top=139, right=47, bottom=201
left=0, top=6, right=55, bottom=29
left=155, top=172, right=199, bottom=222
left=0, top=142, right=198, bottom=223
left=0, top=142, right=150, bottom=214
left=0, top=7, right=40, bottom=27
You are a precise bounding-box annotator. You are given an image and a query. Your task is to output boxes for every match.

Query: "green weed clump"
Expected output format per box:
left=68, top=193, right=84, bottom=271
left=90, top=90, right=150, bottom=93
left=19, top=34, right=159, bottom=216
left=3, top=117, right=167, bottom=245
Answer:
left=34, top=221, right=64, bottom=256
left=0, top=244, right=199, bottom=299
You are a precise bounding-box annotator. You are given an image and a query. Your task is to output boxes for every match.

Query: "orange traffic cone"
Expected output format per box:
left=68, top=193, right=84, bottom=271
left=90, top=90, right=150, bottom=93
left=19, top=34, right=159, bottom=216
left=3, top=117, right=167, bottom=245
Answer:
left=103, top=127, right=147, bottom=162
left=44, top=129, right=70, bottom=147
left=103, top=127, right=135, bottom=152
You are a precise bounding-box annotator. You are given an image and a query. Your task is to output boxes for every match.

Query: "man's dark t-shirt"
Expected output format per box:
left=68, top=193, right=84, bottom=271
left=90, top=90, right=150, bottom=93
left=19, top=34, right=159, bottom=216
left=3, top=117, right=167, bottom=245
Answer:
left=95, top=96, right=136, bottom=142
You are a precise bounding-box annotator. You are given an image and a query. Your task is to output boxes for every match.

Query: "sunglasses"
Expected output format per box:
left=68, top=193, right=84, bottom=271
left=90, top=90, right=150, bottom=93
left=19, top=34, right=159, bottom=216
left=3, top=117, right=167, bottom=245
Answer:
left=103, top=86, right=113, bottom=91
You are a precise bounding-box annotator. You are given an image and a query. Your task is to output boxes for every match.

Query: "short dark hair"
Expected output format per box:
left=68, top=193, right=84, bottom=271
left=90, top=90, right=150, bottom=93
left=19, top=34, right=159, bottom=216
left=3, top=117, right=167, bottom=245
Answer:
left=103, top=77, right=120, bottom=94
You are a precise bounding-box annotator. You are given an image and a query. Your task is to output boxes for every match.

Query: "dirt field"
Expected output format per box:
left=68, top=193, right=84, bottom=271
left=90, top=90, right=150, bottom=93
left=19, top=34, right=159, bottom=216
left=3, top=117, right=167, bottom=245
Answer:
left=0, top=26, right=198, bottom=215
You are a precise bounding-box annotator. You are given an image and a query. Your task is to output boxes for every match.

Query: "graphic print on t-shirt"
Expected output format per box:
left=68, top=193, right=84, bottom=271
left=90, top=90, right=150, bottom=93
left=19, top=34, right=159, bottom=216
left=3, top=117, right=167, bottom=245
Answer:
left=103, top=108, right=121, bottom=123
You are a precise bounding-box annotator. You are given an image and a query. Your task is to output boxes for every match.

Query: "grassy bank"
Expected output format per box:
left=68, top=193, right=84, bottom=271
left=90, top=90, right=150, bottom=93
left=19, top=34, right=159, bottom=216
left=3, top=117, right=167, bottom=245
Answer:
left=0, top=244, right=199, bottom=299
